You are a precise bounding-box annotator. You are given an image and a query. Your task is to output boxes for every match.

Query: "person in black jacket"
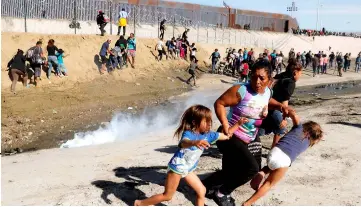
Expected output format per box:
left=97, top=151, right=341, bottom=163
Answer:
left=7, top=49, right=29, bottom=93
left=259, top=59, right=303, bottom=148
left=97, top=10, right=107, bottom=36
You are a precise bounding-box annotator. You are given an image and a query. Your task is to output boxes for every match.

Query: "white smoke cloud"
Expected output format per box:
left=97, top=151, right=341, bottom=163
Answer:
left=60, top=89, right=224, bottom=149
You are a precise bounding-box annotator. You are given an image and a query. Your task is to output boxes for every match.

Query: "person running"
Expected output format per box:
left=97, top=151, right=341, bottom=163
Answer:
left=127, top=33, right=136, bottom=68
left=260, top=59, right=302, bottom=149
left=202, top=60, right=291, bottom=206
left=99, top=39, right=113, bottom=74
left=155, top=38, right=165, bottom=61
left=210, top=49, right=220, bottom=74
left=46, top=39, right=59, bottom=79
left=7, top=49, right=29, bottom=93
left=134, top=105, right=247, bottom=206
left=186, top=59, right=199, bottom=86
left=243, top=110, right=323, bottom=206
left=117, top=8, right=128, bottom=36
left=96, top=10, right=108, bottom=36
left=159, top=19, right=166, bottom=40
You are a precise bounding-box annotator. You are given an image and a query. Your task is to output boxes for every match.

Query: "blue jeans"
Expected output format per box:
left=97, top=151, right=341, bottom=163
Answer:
left=58, top=63, right=67, bottom=74
left=212, top=60, right=217, bottom=73
left=356, top=63, right=360, bottom=73
left=259, top=110, right=287, bottom=136
left=47, top=55, right=58, bottom=78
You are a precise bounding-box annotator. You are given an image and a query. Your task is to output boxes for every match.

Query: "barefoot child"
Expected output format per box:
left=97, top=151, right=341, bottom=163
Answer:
left=135, top=105, right=249, bottom=206
left=243, top=109, right=323, bottom=206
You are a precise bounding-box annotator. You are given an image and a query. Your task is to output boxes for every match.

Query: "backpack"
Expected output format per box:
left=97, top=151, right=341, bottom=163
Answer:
left=26, top=47, right=35, bottom=59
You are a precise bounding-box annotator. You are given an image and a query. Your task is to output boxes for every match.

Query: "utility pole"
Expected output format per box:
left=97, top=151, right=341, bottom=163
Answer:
left=316, top=0, right=321, bottom=31
left=287, top=1, right=298, bottom=18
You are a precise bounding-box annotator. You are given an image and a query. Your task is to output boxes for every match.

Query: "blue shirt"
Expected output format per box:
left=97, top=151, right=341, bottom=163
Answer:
left=243, top=50, right=248, bottom=60
left=276, top=124, right=310, bottom=162
left=99, top=41, right=109, bottom=56
left=56, top=53, right=64, bottom=64
left=356, top=57, right=361, bottom=63
left=127, top=38, right=136, bottom=50
left=168, top=131, right=219, bottom=174
left=211, top=51, right=220, bottom=61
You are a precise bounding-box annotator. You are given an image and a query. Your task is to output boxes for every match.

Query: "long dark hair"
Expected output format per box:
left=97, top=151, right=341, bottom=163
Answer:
left=174, top=105, right=212, bottom=140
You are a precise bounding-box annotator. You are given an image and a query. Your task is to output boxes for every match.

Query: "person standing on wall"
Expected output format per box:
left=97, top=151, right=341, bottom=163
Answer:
left=97, top=11, right=108, bottom=36
left=117, top=8, right=128, bottom=36
left=159, top=19, right=166, bottom=40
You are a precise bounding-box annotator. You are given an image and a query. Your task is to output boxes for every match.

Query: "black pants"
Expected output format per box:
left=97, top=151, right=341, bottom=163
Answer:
left=99, top=23, right=107, bottom=36
left=160, top=28, right=165, bottom=40
left=157, top=50, right=163, bottom=61
left=202, top=128, right=262, bottom=195
left=117, top=26, right=126, bottom=36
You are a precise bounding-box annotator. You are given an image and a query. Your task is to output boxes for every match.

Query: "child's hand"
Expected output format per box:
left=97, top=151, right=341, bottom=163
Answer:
left=193, top=140, right=210, bottom=149
left=237, top=117, right=249, bottom=125
left=279, top=119, right=288, bottom=129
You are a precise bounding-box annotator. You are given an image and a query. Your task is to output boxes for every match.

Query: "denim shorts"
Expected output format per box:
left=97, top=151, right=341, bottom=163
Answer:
left=259, top=110, right=287, bottom=136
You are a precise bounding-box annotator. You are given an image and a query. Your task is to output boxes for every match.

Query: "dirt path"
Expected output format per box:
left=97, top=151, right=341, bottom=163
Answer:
left=2, top=70, right=361, bottom=205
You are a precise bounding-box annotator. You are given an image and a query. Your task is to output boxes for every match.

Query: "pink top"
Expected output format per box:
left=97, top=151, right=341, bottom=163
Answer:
left=320, top=57, right=324, bottom=66
left=324, top=57, right=329, bottom=64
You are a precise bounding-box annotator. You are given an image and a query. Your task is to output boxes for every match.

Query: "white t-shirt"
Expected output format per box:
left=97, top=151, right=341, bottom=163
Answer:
left=191, top=46, right=197, bottom=56
left=119, top=11, right=128, bottom=19
left=157, top=41, right=164, bottom=50
left=276, top=56, right=283, bottom=64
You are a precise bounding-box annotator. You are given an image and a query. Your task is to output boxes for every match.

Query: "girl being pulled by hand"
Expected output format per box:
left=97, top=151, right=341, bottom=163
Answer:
left=134, top=104, right=248, bottom=206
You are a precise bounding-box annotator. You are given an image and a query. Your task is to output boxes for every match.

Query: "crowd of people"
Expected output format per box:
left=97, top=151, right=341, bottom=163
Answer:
left=6, top=39, right=69, bottom=93
left=135, top=56, right=324, bottom=206
left=292, top=27, right=361, bottom=38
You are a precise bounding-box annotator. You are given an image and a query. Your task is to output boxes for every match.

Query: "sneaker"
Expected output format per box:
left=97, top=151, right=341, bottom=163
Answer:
left=213, top=193, right=236, bottom=206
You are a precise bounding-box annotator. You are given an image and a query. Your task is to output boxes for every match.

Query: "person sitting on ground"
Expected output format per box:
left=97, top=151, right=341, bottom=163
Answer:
left=99, top=39, right=113, bottom=74
left=26, top=41, right=45, bottom=86
left=186, top=59, right=199, bottom=86
left=155, top=38, right=165, bottom=61
left=108, top=47, right=120, bottom=71
left=7, top=49, right=29, bottom=93
left=127, top=33, right=136, bottom=68
left=243, top=110, right=323, bottom=206
left=134, top=105, right=248, bottom=206
left=55, top=49, right=69, bottom=77
left=115, top=35, right=128, bottom=68
left=210, top=49, right=220, bottom=74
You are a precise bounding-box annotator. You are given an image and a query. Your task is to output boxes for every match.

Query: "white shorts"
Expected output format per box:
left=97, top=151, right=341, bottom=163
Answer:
left=267, top=147, right=291, bottom=170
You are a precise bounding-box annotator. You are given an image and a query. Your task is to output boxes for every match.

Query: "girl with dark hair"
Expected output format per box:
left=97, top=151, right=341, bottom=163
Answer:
left=202, top=60, right=290, bottom=206
left=7, top=49, right=29, bottom=93
left=134, top=105, right=245, bottom=206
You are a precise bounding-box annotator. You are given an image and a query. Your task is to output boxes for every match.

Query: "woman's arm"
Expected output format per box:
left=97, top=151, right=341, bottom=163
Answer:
left=214, top=85, right=242, bottom=135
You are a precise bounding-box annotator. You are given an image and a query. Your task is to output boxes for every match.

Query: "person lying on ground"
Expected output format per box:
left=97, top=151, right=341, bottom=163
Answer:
left=7, top=49, right=29, bottom=93
left=244, top=109, right=323, bottom=206
left=134, top=105, right=249, bottom=206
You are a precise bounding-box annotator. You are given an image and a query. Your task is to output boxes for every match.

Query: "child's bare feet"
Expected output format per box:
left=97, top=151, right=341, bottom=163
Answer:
left=134, top=200, right=141, bottom=206
left=250, top=171, right=265, bottom=190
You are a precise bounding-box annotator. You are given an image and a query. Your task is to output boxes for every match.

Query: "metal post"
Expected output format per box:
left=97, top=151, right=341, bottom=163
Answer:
left=133, top=5, right=136, bottom=36
left=74, top=0, right=77, bottom=34
left=215, top=27, right=216, bottom=44
left=109, top=0, right=112, bottom=35
left=24, top=0, right=27, bottom=32
left=206, top=27, right=208, bottom=43
left=173, top=16, right=175, bottom=38
left=316, top=0, right=320, bottom=31
left=222, top=28, right=224, bottom=44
